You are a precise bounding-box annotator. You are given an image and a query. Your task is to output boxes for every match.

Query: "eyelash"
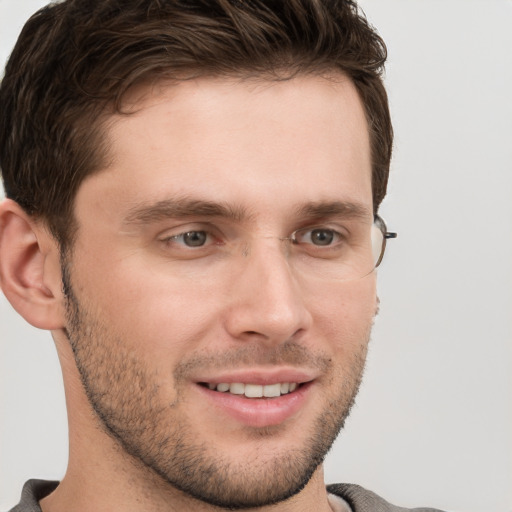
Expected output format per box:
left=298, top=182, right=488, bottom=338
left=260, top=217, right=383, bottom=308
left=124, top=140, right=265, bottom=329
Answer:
left=159, top=226, right=347, bottom=253
left=162, top=230, right=219, bottom=248
left=291, top=227, right=345, bottom=248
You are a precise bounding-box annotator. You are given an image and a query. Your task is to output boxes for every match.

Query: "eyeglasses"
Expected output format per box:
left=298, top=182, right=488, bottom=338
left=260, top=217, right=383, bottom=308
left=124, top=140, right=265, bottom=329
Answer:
left=372, top=215, right=397, bottom=269
left=280, top=214, right=396, bottom=281
left=163, top=215, right=396, bottom=282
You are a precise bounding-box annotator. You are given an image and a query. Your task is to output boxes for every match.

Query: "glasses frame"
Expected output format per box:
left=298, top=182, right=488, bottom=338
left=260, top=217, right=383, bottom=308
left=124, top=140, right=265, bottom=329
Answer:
left=374, top=215, right=397, bottom=268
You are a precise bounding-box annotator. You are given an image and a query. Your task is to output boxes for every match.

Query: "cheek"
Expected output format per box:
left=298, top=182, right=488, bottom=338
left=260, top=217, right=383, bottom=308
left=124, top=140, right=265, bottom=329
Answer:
left=71, top=241, right=377, bottom=365
left=310, top=276, right=377, bottom=348
left=81, top=265, right=225, bottom=357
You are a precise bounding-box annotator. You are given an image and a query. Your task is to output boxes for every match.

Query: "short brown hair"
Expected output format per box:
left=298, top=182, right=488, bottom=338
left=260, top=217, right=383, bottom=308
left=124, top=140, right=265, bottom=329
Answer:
left=0, top=0, right=392, bottom=249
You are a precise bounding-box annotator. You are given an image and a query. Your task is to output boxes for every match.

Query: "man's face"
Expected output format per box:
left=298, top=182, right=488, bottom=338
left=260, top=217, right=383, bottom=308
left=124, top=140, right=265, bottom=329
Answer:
left=63, top=74, right=376, bottom=508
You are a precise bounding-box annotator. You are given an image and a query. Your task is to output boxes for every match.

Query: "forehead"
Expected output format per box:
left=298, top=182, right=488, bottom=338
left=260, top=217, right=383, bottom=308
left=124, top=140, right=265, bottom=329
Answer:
left=75, top=74, right=372, bottom=225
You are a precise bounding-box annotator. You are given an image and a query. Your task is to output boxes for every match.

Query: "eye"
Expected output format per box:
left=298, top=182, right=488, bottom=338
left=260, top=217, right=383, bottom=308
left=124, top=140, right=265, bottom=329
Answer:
left=157, top=226, right=224, bottom=260
left=168, top=230, right=209, bottom=247
left=308, top=229, right=335, bottom=246
left=292, top=227, right=342, bottom=247
left=181, top=231, right=208, bottom=247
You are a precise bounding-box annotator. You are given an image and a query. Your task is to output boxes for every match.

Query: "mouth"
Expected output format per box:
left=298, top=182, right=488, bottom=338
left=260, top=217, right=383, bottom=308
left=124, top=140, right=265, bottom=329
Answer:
left=194, top=371, right=316, bottom=427
left=200, top=381, right=300, bottom=398
left=196, top=379, right=313, bottom=428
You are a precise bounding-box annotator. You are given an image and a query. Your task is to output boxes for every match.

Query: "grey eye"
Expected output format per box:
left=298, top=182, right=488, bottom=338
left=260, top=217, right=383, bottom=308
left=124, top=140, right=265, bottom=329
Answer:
left=293, top=227, right=339, bottom=246
left=182, top=231, right=208, bottom=246
left=309, top=229, right=335, bottom=246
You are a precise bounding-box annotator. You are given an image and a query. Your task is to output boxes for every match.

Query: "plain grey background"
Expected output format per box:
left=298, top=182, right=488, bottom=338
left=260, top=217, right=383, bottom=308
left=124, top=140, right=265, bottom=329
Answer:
left=1, top=1, right=511, bottom=511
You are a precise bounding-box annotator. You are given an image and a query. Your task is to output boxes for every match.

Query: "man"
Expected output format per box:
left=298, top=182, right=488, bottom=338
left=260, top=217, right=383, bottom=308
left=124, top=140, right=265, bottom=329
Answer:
left=0, top=1, right=444, bottom=511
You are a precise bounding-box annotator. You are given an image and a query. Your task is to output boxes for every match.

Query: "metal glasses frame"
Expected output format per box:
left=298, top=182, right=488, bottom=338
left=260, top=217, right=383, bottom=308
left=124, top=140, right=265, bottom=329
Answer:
left=374, top=215, right=397, bottom=268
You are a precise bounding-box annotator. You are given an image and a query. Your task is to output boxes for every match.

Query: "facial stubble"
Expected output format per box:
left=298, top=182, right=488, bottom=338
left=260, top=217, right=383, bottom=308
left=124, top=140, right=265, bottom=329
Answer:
left=62, top=264, right=370, bottom=509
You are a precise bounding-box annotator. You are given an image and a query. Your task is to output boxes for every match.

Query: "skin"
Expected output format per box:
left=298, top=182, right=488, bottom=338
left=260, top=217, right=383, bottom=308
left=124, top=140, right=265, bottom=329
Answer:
left=0, top=74, right=377, bottom=512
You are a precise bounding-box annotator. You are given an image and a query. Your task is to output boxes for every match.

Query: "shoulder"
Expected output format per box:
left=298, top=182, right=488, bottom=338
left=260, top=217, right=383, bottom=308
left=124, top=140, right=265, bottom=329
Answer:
left=327, top=483, right=447, bottom=512
left=7, top=480, right=58, bottom=512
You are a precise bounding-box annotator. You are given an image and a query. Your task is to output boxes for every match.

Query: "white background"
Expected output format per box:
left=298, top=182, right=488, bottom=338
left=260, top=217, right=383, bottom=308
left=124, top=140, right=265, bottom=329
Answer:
left=1, top=1, right=511, bottom=511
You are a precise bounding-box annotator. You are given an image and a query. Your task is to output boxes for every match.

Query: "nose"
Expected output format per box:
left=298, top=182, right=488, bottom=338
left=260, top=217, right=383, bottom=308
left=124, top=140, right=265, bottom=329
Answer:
left=223, top=241, right=313, bottom=345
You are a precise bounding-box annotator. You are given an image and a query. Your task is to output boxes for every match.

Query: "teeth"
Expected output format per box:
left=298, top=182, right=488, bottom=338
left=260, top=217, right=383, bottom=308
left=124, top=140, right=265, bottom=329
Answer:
left=229, top=382, right=245, bottom=395
left=263, top=383, right=281, bottom=397
left=245, top=384, right=263, bottom=398
left=207, top=382, right=300, bottom=397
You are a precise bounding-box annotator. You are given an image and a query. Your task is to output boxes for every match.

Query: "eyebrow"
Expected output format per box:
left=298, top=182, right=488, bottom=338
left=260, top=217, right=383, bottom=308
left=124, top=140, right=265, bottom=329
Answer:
left=295, top=200, right=372, bottom=221
left=123, top=197, right=372, bottom=226
left=123, top=198, right=251, bottom=225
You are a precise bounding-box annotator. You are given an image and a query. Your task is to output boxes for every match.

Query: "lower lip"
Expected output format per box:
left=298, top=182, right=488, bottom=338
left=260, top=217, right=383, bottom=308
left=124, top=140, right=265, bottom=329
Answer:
left=196, top=382, right=313, bottom=428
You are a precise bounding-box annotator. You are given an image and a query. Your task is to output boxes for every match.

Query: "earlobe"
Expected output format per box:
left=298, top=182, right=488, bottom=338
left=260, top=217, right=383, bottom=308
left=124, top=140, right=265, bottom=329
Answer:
left=0, top=199, right=66, bottom=330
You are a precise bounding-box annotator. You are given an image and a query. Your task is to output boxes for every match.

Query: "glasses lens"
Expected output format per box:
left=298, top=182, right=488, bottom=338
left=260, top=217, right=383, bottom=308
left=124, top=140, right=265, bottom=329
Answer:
left=288, top=217, right=389, bottom=282
left=371, top=222, right=385, bottom=269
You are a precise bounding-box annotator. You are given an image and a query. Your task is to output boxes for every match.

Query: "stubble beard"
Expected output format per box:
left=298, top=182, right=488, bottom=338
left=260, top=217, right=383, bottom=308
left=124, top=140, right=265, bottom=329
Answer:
left=62, top=264, right=370, bottom=510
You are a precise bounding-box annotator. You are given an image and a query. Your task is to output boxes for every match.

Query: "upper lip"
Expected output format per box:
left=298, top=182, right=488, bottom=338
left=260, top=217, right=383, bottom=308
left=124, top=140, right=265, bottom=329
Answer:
left=194, top=367, right=319, bottom=386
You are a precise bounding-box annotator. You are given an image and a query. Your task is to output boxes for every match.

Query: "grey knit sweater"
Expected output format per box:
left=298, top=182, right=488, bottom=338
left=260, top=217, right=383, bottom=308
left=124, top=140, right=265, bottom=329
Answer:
left=8, top=480, right=446, bottom=511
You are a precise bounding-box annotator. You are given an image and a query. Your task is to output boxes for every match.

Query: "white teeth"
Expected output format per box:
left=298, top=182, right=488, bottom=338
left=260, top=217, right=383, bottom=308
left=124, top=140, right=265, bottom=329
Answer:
left=244, top=384, right=263, bottom=398
left=229, top=382, right=245, bottom=395
left=207, top=382, right=300, bottom=397
left=263, top=383, right=281, bottom=397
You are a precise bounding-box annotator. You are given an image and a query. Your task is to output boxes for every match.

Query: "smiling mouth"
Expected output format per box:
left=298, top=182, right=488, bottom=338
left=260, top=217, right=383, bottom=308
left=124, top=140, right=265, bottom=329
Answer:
left=200, top=382, right=301, bottom=398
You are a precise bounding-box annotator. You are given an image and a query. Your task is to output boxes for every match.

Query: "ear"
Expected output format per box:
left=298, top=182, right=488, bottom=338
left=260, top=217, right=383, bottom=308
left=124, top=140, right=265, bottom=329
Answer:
left=0, top=199, right=66, bottom=330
